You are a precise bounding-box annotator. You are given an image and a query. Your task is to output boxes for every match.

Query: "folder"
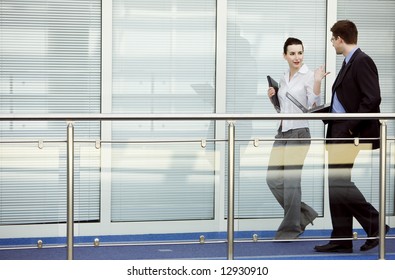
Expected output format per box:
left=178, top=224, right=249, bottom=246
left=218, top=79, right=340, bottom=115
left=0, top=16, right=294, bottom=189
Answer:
left=285, top=92, right=330, bottom=113
left=267, top=76, right=280, bottom=113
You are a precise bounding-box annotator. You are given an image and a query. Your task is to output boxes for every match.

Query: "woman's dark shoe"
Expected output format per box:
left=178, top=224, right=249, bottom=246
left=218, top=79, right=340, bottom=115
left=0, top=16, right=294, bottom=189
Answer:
left=314, top=243, right=353, bottom=253
left=360, top=225, right=390, bottom=251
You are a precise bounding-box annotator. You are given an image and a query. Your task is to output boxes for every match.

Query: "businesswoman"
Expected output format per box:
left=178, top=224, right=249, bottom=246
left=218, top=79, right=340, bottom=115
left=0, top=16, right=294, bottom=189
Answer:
left=266, top=37, right=329, bottom=240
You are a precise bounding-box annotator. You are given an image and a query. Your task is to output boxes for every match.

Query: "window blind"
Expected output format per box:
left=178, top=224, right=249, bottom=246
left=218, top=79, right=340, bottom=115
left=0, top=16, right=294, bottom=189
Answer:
left=111, top=0, right=217, bottom=221
left=0, top=0, right=101, bottom=224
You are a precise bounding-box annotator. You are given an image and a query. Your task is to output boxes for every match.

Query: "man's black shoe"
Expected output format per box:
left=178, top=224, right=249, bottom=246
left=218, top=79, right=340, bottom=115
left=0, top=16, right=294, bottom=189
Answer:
left=360, top=225, right=390, bottom=251
left=314, top=243, right=353, bottom=253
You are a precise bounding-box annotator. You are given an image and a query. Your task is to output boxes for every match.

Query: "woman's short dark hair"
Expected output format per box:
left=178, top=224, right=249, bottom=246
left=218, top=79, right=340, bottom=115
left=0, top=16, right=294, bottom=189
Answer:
left=283, top=37, right=304, bottom=54
left=330, top=20, right=358, bottom=44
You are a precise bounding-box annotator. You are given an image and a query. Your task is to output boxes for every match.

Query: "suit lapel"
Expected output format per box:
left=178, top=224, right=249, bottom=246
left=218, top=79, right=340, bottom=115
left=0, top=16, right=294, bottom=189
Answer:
left=332, top=60, right=350, bottom=90
left=332, top=48, right=360, bottom=92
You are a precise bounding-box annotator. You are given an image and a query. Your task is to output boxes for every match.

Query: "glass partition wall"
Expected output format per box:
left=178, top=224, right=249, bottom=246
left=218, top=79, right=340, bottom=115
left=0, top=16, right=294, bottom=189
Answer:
left=111, top=0, right=217, bottom=223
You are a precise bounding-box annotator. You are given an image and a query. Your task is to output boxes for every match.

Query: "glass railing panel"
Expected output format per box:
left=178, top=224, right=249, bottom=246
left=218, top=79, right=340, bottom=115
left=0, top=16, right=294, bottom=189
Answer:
left=0, top=116, right=393, bottom=260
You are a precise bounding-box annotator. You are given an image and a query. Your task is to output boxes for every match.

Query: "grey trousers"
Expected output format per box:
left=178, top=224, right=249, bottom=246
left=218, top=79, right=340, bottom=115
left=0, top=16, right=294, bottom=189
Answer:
left=266, top=127, right=318, bottom=239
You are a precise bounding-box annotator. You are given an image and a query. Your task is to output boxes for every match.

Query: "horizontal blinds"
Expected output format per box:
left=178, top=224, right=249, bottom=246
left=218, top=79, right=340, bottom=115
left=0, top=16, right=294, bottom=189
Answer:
left=337, top=1, right=395, bottom=129
left=0, top=0, right=101, bottom=224
left=338, top=0, right=395, bottom=215
left=111, top=0, right=216, bottom=221
left=226, top=0, right=327, bottom=218
left=0, top=143, right=100, bottom=224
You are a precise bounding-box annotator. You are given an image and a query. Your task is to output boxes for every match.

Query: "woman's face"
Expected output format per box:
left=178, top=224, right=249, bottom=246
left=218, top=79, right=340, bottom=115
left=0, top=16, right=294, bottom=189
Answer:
left=284, top=44, right=304, bottom=71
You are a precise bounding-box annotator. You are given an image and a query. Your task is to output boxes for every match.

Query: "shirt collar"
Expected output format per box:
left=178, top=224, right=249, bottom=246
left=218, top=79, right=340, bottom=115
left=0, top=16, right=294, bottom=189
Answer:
left=298, top=63, right=309, bottom=74
left=345, top=47, right=359, bottom=64
left=286, top=63, right=309, bottom=76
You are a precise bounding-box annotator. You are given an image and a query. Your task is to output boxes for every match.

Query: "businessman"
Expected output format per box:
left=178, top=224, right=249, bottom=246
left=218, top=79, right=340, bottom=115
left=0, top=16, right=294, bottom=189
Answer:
left=314, top=20, right=389, bottom=253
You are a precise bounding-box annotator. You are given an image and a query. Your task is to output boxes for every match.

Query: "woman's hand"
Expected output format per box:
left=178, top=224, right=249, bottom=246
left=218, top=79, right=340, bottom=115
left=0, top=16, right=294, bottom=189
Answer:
left=315, top=64, right=330, bottom=82
left=267, top=87, right=276, bottom=99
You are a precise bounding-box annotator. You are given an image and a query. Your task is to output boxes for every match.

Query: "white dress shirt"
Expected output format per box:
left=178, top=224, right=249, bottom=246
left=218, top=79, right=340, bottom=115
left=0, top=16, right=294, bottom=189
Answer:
left=277, top=64, right=321, bottom=132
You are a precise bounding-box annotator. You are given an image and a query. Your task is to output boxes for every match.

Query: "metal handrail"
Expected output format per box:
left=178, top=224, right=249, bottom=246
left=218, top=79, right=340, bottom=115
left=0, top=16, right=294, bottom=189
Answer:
left=1, top=113, right=394, bottom=260
left=1, top=112, right=395, bottom=121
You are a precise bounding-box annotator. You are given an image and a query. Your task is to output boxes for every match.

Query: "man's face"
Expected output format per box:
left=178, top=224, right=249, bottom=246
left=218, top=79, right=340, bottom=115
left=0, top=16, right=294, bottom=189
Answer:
left=330, top=35, right=343, bottom=55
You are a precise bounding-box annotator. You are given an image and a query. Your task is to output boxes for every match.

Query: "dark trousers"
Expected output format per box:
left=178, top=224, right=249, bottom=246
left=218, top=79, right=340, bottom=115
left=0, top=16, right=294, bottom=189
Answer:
left=327, top=141, right=379, bottom=247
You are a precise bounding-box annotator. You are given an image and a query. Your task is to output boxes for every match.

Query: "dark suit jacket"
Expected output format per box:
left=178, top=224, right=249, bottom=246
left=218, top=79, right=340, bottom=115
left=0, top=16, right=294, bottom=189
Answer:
left=327, top=48, right=381, bottom=149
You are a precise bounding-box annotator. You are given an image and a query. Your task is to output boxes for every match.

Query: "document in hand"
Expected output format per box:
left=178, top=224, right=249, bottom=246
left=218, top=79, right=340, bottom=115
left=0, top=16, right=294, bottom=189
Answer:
left=267, top=76, right=280, bottom=113
left=285, top=92, right=330, bottom=113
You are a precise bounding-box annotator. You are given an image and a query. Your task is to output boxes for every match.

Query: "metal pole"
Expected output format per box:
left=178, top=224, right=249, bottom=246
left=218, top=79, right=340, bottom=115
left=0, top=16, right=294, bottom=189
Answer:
left=67, top=122, right=74, bottom=260
left=379, top=120, right=387, bottom=260
left=227, top=121, right=235, bottom=260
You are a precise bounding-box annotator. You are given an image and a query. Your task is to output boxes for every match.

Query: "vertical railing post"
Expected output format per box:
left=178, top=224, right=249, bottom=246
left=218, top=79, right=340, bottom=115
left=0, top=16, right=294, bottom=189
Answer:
left=227, top=121, right=235, bottom=260
left=67, top=121, right=74, bottom=260
left=379, top=120, right=387, bottom=260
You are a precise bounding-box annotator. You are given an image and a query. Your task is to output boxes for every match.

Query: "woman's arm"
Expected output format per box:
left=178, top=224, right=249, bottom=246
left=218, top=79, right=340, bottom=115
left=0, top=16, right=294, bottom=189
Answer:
left=313, top=64, right=330, bottom=95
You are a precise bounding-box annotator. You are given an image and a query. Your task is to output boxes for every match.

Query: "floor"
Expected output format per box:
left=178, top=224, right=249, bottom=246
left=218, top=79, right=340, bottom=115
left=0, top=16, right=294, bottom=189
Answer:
left=1, top=237, right=394, bottom=260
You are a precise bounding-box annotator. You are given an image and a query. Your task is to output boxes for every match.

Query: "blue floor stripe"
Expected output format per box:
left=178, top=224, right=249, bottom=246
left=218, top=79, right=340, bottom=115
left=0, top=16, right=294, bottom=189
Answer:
left=0, top=237, right=394, bottom=260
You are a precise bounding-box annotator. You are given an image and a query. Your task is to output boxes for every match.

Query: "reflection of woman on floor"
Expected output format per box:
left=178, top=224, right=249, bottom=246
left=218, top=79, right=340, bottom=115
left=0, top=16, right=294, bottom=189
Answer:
left=266, top=37, right=329, bottom=240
